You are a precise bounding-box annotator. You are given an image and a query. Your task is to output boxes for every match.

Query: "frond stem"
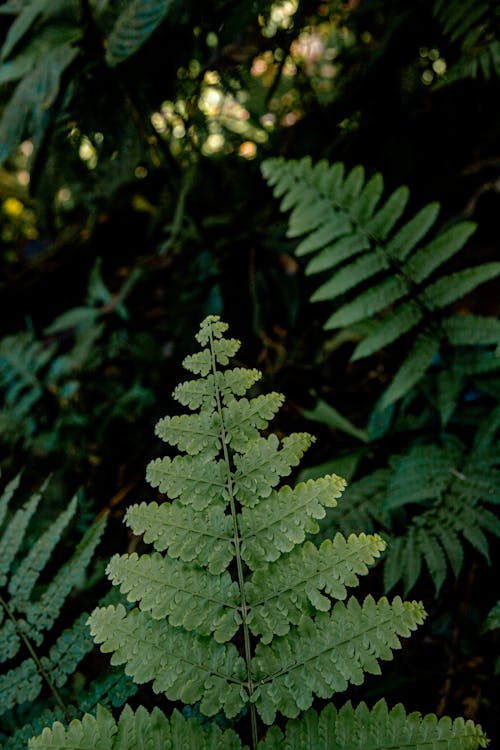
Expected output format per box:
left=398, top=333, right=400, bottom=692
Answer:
left=208, top=324, right=259, bottom=750
left=0, top=593, right=68, bottom=717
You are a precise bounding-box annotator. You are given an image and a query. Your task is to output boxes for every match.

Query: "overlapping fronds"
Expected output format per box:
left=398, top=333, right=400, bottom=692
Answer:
left=260, top=700, right=489, bottom=749
left=334, top=428, right=500, bottom=595
left=261, top=157, right=500, bottom=406
left=0, top=475, right=106, bottom=730
left=30, top=316, right=489, bottom=748
left=433, top=0, right=500, bottom=84
left=29, top=698, right=489, bottom=749
left=29, top=704, right=242, bottom=749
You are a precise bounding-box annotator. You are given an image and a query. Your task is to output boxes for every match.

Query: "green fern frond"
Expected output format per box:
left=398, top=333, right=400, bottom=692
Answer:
left=252, top=595, right=425, bottom=725
left=89, top=603, right=248, bottom=717
left=0, top=476, right=108, bottom=738
left=86, top=316, right=426, bottom=738
left=260, top=699, right=489, bottom=748
left=341, top=429, right=500, bottom=595
left=262, top=157, right=499, bottom=404
left=106, top=551, right=242, bottom=642
left=29, top=704, right=243, bottom=749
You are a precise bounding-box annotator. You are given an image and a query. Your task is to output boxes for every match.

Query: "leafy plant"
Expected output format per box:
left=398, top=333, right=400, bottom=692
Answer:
left=0, top=258, right=153, bottom=459
left=29, top=316, right=488, bottom=748
left=433, top=0, right=500, bottom=84
left=324, top=412, right=500, bottom=595
left=0, top=472, right=113, bottom=749
left=261, top=157, right=500, bottom=408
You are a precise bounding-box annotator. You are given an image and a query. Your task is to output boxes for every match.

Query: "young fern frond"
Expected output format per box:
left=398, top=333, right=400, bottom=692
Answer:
left=261, top=157, right=500, bottom=406
left=0, top=476, right=107, bottom=736
left=22, top=315, right=479, bottom=748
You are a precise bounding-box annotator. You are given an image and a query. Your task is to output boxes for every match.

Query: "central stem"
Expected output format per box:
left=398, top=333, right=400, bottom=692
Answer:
left=208, top=326, right=259, bottom=750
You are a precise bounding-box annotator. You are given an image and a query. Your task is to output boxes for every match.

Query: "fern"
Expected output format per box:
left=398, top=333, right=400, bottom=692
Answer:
left=30, top=316, right=489, bottom=749
left=0, top=475, right=106, bottom=741
left=261, top=157, right=500, bottom=406
left=0, top=259, right=148, bottom=457
left=331, top=427, right=500, bottom=595
left=105, top=0, right=175, bottom=67
left=433, top=0, right=500, bottom=84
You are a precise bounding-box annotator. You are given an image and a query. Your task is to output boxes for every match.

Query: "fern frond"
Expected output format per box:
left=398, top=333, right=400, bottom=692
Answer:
left=346, top=431, right=500, bottom=594
left=239, top=475, right=346, bottom=568
left=252, top=595, right=425, bottom=724
left=245, top=534, right=386, bottom=644
left=105, top=0, right=175, bottom=67
left=29, top=704, right=243, bottom=749
left=24, top=514, right=107, bottom=640
left=41, top=612, right=94, bottom=688
left=262, top=157, right=499, bottom=403
left=125, top=500, right=234, bottom=574
left=0, top=658, right=42, bottom=714
left=106, top=551, right=241, bottom=642
left=0, top=44, right=78, bottom=169
left=8, top=495, right=78, bottom=608
left=260, top=699, right=489, bottom=748
left=88, top=604, right=248, bottom=717
left=0, top=487, right=42, bottom=587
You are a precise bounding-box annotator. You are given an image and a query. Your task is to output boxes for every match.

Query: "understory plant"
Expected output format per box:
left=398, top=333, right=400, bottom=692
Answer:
left=29, top=316, right=489, bottom=748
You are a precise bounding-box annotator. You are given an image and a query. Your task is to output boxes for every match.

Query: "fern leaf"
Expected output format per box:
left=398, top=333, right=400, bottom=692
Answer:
left=380, top=334, right=440, bottom=407
left=0, top=658, right=42, bottom=714
left=0, top=472, right=21, bottom=530
left=146, top=455, right=226, bottom=509
left=311, top=252, right=390, bottom=303
left=364, top=185, right=409, bottom=239
left=351, top=172, right=384, bottom=223
left=351, top=300, right=422, bottom=360
left=259, top=699, right=489, bottom=748
left=443, top=314, right=500, bottom=346
left=8, top=495, right=78, bottom=607
left=88, top=604, right=247, bottom=717
left=0, top=618, right=21, bottom=662
left=154, top=411, right=221, bottom=457
left=125, top=501, right=234, bottom=574
left=25, top=515, right=106, bottom=638
left=252, top=595, right=425, bottom=724
left=239, top=475, right=346, bottom=568
left=324, top=277, right=407, bottom=329
left=1, top=0, right=47, bottom=61
left=386, top=202, right=440, bottom=260
left=106, top=551, right=241, bottom=642
left=41, top=612, right=94, bottom=688
left=305, top=232, right=370, bottom=275
left=105, top=0, right=173, bottom=67
left=0, top=489, right=42, bottom=587
left=29, top=704, right=243, bottom=749
left=406, top=222, right=476, bottom=282
left=233, top=433, right=313, bottom=507
left=0, top=44, right=78, bottom=168
left=174, top=368, right=261, bottom=410
left=245, top=534, right=386, bottom=644
left=224, top=394, right=285, bottom=452
left=425, top=263, right=500, bottom=309
left=295, top=216, right=353, bottom=255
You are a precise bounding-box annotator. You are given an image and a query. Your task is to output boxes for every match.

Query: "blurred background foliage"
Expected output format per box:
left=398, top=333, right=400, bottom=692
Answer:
left=0, top=0, right=499, bottom=743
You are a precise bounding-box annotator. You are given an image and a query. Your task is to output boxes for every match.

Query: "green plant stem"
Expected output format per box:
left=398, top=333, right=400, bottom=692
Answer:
left=208, top=325, right=259, bottom=750
left=0, top=593, right=68, bottom=717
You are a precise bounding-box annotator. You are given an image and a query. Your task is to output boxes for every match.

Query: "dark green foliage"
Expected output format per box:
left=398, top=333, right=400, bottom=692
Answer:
left=105, top=0, right=176, bottom=67
left=0, top=474, right=106, bottom=743
left=326, top=424, right=500, bottom=595
left=434, top=0, right=500, bottom=84
left=261, top=157, right=500, bottom=407
left=0, top=258, right=153, bottom=460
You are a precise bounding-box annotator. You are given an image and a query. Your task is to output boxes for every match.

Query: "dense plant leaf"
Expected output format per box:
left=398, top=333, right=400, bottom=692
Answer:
left=105, top=0, right=176, bottom=67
